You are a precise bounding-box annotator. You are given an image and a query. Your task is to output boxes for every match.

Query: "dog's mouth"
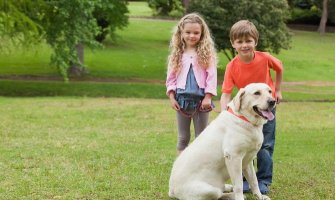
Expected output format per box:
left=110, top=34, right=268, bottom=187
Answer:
left=253, top=106, right=275, bottom=121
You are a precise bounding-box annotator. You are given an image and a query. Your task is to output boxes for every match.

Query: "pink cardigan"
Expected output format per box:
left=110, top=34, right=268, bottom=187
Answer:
left=166, top=53, right=217, bottom=96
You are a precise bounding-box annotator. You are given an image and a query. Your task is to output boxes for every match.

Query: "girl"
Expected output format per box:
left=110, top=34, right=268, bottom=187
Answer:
left=166, top=13, right=217, bottom=155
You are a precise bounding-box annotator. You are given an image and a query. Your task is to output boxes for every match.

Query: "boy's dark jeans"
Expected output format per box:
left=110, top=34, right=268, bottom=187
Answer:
left=256, top=108, right=276, bottom=186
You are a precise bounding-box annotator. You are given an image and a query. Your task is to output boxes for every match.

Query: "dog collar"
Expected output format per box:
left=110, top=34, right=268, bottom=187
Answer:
left=227, top=107, right=250, bottom=123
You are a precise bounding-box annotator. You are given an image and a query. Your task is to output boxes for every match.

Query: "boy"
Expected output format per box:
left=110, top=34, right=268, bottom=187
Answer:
left=220, top=20, right=283, bottom=194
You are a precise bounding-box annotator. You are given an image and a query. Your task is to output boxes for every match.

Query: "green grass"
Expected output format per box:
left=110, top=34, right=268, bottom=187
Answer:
left=0, top=97, right=334, bottom=199
left=276, top=30, right=335, bottom=82
left=1, top=79, right=335, bottom=102
left=0, top=17, right=335, bottom=100
left=2, top=18, right=334, bottom=82
left=86, top=19, right=174, bottom=80
left=128, top=1, right=153, bottom=17
left=0, top=79, right=167, bottom=98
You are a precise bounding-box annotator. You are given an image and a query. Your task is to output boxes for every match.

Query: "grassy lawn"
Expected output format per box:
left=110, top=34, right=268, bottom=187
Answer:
left=1, top=18, right=334, bottom=82
left=0, top=18, right=334, bottom=100
left=0, top=2, right=334, bottom=199
left=0, top=97, right=334, bottom=199
left=128, top=1, right=153, bottom=17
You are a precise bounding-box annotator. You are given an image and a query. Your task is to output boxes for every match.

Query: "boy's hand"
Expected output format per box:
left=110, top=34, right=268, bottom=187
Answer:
left=276, top=90, right=282, bottom=104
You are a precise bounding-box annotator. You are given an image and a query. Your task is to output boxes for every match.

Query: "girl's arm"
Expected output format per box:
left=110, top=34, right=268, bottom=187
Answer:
left=168, top=91, right=180, bottom=111
left=166, top=68, right=177, bottom=96
left=204, top=58, right=217, bottom=96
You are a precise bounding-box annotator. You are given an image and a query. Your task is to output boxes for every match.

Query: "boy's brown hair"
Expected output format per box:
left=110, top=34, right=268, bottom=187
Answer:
left=229, top=20, right=259, bottom=44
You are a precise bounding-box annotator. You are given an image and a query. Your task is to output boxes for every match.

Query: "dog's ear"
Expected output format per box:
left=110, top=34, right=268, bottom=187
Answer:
left=233, top=88, right=245, bottom=112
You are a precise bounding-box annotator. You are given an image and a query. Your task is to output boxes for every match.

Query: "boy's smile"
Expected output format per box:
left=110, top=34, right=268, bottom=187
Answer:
left=231, top=36, right=257, bottom=62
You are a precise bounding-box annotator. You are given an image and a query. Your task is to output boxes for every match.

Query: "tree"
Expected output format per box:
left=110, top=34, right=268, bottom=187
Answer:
left=0, top=0, right=128, bottom=81
left=0, top=0, right=43, bottom=48
left=187, top=0, right=292, bottom=60
left=318, top=0, right=328, bottom=34
left=148, top=0, right=184, bottom=17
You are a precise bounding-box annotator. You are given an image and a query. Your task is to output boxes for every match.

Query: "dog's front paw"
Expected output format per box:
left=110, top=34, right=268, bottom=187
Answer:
left=223, top=184, right=233, bottom=192
left=261, top=195, right=271, bottom=200
left=254, top=194, right=270, bottom=200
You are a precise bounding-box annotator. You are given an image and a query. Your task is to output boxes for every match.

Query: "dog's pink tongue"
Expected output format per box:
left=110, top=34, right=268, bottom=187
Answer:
left=261, top=110, right=275, bottom=121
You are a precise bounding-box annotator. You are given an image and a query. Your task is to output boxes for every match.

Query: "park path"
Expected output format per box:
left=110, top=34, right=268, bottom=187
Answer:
left=1, top=75, right=335, bottom=94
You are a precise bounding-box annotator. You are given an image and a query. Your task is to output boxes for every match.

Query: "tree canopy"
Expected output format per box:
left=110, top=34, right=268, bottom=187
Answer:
left=0, top=0, right=128, bottom=81
left=187, top=0, right=292, bottom=60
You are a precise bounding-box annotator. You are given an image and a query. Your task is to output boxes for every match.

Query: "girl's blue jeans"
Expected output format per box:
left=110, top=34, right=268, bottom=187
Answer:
left=256, top=108, right=276, bottom=186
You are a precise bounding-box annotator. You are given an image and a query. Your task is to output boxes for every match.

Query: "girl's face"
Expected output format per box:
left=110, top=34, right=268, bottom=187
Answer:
left=181, top=22, right=202, bottom=49
left=231, top=36, right=257, bottom=62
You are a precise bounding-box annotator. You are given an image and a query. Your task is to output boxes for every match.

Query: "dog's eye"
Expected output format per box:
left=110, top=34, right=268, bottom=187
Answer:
left=254, top=91, right=261, bottom=95
left=269, top=90, right=272, bottom=94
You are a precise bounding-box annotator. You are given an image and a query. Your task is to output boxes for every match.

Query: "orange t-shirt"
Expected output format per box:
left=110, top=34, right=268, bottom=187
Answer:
left=221, top=51, right=283, bottom=97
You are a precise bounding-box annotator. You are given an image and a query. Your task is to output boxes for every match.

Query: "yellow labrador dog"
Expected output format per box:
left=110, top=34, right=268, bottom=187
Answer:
left=169, top=83, right=276, bottom=200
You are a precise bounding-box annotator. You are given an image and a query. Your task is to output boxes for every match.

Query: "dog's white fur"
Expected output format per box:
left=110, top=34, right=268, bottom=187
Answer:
left=169, top=83, right=276, bottom=200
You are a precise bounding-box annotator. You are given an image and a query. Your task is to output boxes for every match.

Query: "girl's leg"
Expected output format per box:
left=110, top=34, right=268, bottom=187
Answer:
left=193, top=111, right=209, bottom=137
left=176, top=111, right=192, bottom=153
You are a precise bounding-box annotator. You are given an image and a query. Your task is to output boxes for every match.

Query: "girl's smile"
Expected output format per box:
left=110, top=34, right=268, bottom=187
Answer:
left=182, top=23, right=202, bottom=49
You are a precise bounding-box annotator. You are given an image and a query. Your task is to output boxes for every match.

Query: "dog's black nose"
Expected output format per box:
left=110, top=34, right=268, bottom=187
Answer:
left=268, top=100, right=276, bottom=107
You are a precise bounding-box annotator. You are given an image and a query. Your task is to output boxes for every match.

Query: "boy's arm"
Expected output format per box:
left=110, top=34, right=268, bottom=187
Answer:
left=220, top=93, right=232, bottom=111
left=275, top=68, right=283, bottom=104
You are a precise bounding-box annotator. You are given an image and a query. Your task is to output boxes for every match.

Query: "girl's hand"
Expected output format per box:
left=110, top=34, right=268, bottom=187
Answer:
left=201, top=95, right=212, bottom=110
left=168, top=91, right=180, bottom=111
left=170, top=98, right=180, bottom=111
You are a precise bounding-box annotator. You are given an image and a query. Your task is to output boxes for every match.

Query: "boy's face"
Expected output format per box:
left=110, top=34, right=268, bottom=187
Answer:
left=181, top=22, right=202, bottom=49
left=231, top=36, right=257, bottom=60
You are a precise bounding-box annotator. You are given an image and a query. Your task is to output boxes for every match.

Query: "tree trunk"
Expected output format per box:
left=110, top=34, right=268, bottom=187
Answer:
left=68, top=42, right=87, bottom=76
left=318, top=0, right=328, bottom=34
left=182, top=0, right=190, bottom=12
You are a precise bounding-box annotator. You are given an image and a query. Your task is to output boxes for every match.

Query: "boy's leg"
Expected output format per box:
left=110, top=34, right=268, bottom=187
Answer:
left=176, top=111, right=192, bottom=151
left=193, top=111, right=209, bottom=137
left=256, top=108, right=276, bottom=193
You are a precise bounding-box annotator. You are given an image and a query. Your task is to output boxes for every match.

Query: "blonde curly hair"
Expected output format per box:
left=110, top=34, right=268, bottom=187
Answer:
left=168, top=13, right=217, bottom=73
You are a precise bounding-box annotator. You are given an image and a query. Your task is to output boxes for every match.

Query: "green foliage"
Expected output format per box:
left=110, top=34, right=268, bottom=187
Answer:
left=94, top=0, right=128, bottom=42
left=0, top=0, right=128, bottom=81
left=147, top=0, right=183, bottom=17
left=40, top=0, right=101, bottom=81
left=0, top=0, right=43, bottom=48
left=288, top=0, right=335, bottom=25
left=187, top=0, right=292, bottom=60
left=288, top=7, right=322, bottom=25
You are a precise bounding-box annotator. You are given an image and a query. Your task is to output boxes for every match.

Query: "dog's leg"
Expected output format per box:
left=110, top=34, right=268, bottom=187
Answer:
left=220, top=193, right=247, bottom=200
left=243, top=162, right=263, bottom=199
left=224, top=152, right=244, bottom=200
left=219, top=193, right=235, bottom=200
left=177, top=181, right=223, bottom=200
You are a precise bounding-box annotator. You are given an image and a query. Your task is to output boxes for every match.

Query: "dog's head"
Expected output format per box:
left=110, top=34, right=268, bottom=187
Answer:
left=228, top=83, right=276, bottom=126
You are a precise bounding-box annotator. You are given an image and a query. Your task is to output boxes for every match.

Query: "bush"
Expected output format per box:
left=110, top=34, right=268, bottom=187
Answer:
left=288, top=7, right=321, bottom=25
left=187, top=0, right=291, bottom=60
left=147, top=0, right=183, bottom=17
